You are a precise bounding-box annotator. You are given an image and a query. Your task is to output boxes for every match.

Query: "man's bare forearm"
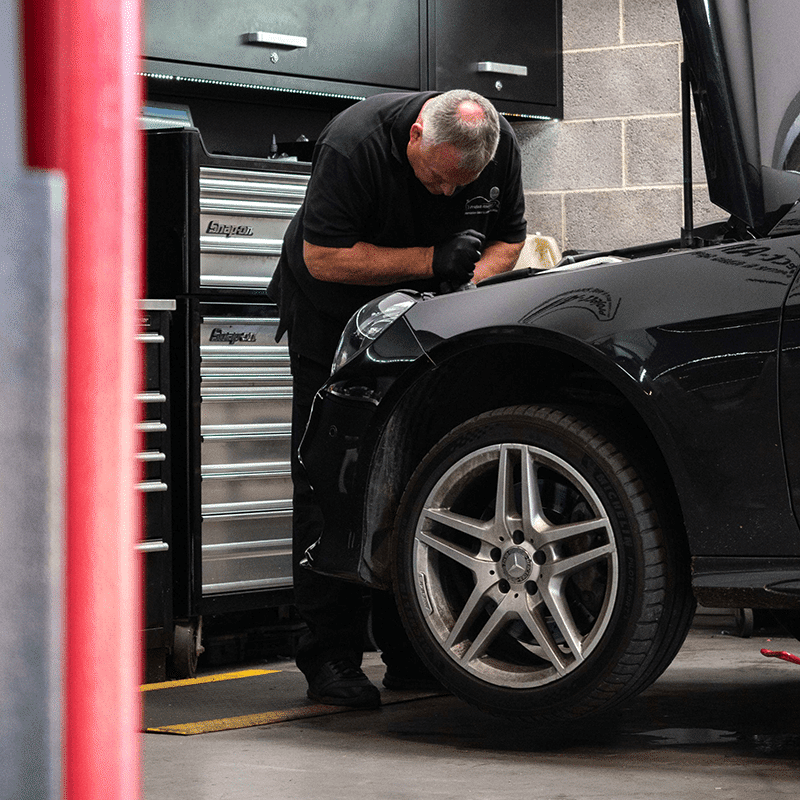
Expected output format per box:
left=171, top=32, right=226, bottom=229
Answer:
left=472, top=240, right=525, bottom=283
left=304, top=241, right=434, bottom=285
left=304, top=237, right=524, bottom=287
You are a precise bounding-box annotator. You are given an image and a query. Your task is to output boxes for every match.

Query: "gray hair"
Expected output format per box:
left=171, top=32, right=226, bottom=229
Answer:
left=419, top=90, right=501, bottom=173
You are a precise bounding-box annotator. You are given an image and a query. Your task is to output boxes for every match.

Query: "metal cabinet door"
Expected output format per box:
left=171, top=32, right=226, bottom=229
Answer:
left=430, top=0, right=561, bottom=113
left=143, top=0, right=421, bottom=90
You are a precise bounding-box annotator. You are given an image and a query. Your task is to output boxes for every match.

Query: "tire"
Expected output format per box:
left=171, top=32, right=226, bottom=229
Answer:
left=734, top=608, right=754, bottom=638
left=392, top=405, right=695, bottom=723
left=168, top=620, right=203, bottom=679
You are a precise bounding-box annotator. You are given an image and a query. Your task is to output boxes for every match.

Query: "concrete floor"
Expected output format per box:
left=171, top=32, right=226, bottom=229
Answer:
left=142, top=609, right=800, bottom=799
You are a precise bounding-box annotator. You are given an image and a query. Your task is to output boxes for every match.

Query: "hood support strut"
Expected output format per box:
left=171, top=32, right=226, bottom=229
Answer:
left=680, top=61, right=699, bottom=249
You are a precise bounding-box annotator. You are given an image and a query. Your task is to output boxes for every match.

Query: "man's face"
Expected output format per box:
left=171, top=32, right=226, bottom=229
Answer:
left=407, top=123, right=481, bottom=196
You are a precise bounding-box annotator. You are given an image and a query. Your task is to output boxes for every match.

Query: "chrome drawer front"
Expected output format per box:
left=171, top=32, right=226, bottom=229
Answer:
left=199, top=318, right=283, bottom=351
left=201, top=423, right=292, bottom=467
left=201, top=369, right=290, bottom=386
left=199, top=242, right=283, bottom=288
left=201, top=503, right=294, bottom=595
left=201, top=462, right=293, bottom=505
left=200, top=253, right=280, bottom=291
left=200, top=215, right=292, bottom=243
left=201, top=396, right=292, bottom=427
left=201, top=511, right=293, bottom=595
left=202, top=498, right=293, bottom=517
left=200, top=167, right=309, bottom=197
left=198, top=166, right=308, bottom=290
left=202, top=353, right=291, bottom=372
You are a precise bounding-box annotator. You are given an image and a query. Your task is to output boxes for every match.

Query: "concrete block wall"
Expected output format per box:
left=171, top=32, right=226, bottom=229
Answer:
left=513, top=0, right=720, bottom=252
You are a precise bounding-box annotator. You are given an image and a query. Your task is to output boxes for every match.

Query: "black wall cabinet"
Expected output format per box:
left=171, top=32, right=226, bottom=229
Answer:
left=429, top=0, right=561, bottom=117
left=142, top=0, right=562, bottom=119
left=144, top=0, right=421, bottom=92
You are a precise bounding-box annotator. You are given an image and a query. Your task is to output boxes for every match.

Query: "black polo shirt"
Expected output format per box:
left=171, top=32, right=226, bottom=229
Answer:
left=268, top=91, right=527, bottom=365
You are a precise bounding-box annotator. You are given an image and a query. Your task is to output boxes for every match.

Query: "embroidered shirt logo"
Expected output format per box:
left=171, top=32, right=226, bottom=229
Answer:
left=465, top=187, right=501, bottom=216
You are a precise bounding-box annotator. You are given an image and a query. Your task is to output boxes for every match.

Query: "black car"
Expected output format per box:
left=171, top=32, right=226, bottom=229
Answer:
left=300, top=0, right=800, bottom=723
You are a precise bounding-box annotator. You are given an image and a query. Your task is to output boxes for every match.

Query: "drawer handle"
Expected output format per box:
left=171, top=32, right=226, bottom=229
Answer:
left=136, top=540, right=169, bottom=553
left=136, top=480, right=168, bottom=493
left=137, top=420, right=167, bottom=433
left=136, top=391, right=167, bottom=404
left=137, top=450, right=166, bottom=462
left=476, top=61, right=528, bottom=77
left=243, top=31, right=308, bottom=49
left=136, top=333, right=165, bottom=344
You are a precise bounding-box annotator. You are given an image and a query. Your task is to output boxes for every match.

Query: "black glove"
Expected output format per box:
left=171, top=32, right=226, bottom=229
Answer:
left=432, top=229, right=485, bottom=286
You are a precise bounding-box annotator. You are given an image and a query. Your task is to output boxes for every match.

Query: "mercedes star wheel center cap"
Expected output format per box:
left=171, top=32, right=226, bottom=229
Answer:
left=501, top=547, right=533, bottom=583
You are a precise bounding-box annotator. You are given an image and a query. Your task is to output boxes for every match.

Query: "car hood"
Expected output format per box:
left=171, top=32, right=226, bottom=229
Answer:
left=677, top=0, right=800, bottom=229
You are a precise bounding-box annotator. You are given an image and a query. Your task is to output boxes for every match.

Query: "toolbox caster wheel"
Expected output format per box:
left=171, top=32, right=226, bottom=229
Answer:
left=734, top=608, right=754, bottom=638
left=169, top=619, right=203, bottom=679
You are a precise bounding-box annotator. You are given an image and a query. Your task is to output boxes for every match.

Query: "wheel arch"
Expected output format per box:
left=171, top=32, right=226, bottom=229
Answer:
left=360, top=332, right=689, bottom=587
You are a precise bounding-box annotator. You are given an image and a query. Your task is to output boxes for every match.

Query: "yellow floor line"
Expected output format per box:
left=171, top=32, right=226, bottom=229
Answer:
left=140, top=668, right=281, bottom=692
left=146, top=703, right=351, bottom=735
left=144, top=690, right=449, bottom=735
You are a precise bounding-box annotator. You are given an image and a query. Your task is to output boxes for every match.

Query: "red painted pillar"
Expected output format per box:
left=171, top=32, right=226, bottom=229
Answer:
left=23, top=0, right=144, bottom=798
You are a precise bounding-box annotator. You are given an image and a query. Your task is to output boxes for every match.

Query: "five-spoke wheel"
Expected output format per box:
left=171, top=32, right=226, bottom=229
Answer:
left=393, top=406, right=695, bottom=722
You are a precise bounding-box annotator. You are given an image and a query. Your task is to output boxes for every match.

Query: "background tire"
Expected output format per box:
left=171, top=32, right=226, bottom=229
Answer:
left=168, top=620, right=203, bottom=679
left=392, top=405, right=695, bottom=723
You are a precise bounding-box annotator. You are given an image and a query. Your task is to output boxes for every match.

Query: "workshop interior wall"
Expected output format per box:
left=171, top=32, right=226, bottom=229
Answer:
left=514, top=0, right=720, bottom=252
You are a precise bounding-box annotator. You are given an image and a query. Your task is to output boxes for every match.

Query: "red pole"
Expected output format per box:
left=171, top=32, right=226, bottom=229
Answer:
left=24, top=0, right=144, bottom=797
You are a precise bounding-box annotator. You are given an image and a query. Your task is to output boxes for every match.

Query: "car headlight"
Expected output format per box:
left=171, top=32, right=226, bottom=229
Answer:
left=331, top=291, right=419, bottom=374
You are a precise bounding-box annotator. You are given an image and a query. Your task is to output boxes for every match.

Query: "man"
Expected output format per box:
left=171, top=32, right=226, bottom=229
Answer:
left=268, top=89, right=527, bottom=708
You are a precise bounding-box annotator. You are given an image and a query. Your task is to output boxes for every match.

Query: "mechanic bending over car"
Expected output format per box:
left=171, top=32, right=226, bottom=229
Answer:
left=268, top=88, right=528, bottom=708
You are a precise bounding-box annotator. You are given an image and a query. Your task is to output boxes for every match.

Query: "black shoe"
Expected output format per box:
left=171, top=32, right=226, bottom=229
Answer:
left=382, top=668, right=444, bottom=692
left=307, top=660, right=381, bottom=708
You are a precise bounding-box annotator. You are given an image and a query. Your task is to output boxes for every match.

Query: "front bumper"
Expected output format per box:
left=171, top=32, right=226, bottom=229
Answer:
left=299, top=313, right=430, bottom=587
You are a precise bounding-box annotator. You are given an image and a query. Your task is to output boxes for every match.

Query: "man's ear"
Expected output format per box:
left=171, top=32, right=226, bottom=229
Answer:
left=409, top=121, right=424, bottom=144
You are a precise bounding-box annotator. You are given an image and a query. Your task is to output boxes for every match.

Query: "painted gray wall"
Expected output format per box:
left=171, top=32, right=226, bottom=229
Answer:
left=514, top=0, right=720, bottom=251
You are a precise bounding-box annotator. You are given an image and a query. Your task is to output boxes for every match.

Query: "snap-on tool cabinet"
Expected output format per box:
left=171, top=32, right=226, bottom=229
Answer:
left=142, top=126, right=310, bottom=679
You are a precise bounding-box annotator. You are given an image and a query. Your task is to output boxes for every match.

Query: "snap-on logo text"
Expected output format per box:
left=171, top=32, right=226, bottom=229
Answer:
left=209, top=328, right=257, bottom=344
left=206, top=220, right=255, bottom=237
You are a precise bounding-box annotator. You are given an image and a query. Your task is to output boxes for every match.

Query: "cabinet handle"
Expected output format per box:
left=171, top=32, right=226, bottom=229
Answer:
left=476, top=61, right=528, bottom=77
left=136, top=332, right=165, bottom=344
left=136, top=480, right=168, bottom=493
left=243, top=31, right=308, bottom=49
left=136, top=540, right=170, bottom=553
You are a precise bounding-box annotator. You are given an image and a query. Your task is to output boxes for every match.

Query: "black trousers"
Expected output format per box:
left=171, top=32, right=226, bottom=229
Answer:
left=289, top=350, right=421, bottom=679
